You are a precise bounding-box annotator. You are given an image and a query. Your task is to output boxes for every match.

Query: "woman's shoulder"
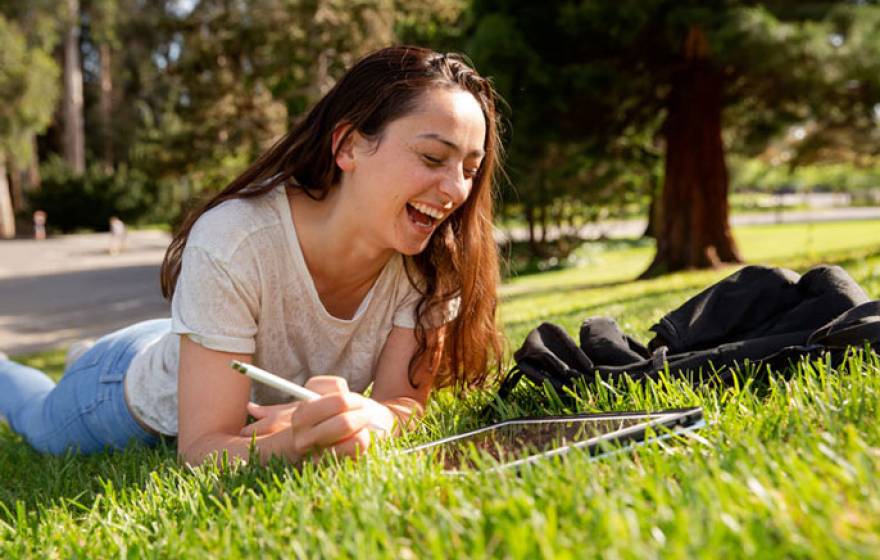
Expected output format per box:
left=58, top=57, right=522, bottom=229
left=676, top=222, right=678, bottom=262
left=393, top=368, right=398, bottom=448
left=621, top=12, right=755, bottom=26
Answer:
left=188, top=188, right=286, bottom=260
left=390, top=255, right=424, bottom=290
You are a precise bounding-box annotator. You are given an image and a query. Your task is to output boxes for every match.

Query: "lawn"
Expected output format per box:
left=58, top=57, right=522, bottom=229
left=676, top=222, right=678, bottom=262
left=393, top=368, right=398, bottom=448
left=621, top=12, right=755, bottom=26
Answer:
left=2, top=220, right=880, bottom=558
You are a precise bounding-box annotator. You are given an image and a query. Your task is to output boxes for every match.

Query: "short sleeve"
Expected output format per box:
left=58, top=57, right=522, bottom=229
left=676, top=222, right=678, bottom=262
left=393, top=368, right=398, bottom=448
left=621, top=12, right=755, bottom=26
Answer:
left=392, top=281, right=461, bottom=329
left=171, top=245, right=260, bottom=354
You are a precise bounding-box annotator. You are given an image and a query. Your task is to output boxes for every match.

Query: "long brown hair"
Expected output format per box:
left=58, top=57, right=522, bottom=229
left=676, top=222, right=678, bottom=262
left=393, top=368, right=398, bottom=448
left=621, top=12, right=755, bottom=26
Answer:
left=160, top=45, right=506, bottom=392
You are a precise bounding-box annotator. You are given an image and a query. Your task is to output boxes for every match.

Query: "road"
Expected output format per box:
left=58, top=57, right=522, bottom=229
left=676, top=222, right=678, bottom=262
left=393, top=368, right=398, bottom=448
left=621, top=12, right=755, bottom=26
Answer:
left=0, top=230, right=171, bottom=355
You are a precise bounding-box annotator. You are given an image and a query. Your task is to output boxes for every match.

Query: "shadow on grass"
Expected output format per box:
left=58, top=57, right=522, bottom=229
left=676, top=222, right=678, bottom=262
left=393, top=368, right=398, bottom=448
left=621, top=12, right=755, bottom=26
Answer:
left=0, top=429, right=175, bottom=522
left=0, top=427, right=301, bottom=526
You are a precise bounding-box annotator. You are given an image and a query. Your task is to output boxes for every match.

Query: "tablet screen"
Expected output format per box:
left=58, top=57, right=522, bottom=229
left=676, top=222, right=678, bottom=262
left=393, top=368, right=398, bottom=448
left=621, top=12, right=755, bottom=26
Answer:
left=410, top=411, right=699, bottom=471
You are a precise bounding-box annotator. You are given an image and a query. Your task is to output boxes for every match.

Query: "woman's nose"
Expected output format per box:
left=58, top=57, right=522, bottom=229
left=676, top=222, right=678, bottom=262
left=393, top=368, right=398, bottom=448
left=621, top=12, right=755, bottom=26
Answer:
left=439, top=166, right=471, bottom=205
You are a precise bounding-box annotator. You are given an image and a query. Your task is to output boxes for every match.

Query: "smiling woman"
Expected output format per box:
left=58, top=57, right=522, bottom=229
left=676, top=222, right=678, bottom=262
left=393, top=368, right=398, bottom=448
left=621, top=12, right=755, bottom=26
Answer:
left=316, top=87, right=487, bottom=257
left=0, top=46, right=507, bottom=466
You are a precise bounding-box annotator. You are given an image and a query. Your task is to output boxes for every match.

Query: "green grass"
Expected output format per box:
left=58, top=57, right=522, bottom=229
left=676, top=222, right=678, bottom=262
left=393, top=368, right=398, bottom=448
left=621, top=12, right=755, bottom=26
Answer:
left=2, top=220, right=880, bottom=558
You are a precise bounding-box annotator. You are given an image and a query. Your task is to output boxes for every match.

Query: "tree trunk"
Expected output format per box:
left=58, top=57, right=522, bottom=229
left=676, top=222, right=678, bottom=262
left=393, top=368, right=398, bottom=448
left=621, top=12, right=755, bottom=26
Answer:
left=642, top=174, right=661, bottom=238
left=100, top=42, right=114, bottom=173
left=62, top=0, right=86, bottom=174
left=26, top=133, right=41, bottom=190
left=8, top=157, right=24, bottom=212
left=538, top=202, right=547, bottom=244
left=525, top=205, right=536, bottom=248
left=0, top=155, right=15, bottom=239
left=642, top=26, right=741, bottom=277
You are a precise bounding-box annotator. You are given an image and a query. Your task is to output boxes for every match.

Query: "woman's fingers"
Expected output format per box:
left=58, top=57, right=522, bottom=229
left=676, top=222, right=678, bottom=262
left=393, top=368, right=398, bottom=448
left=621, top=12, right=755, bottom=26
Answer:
left=292, top=404, right=394, bottom=456
left=241, top=401, right=299, bottom=436
left=240, top=419, right=268, bottom=437
left=325, top=429, right=373, bottom=460
left=246, top=401, right=297, bottom=418
left=303, top=428, right=373, bottom=465
left=362, top=400, right=396, bottom=434
left=291, top=392, right=366, bottom=430
left=304, top=375, right=349, bottom=395
left=284, top=379, right=392, bottom=460
left=246, top=401, right=267, bottom=419
left=292, top=407, right=374, bottom=453
left=292, top=375, right=356, bottom=429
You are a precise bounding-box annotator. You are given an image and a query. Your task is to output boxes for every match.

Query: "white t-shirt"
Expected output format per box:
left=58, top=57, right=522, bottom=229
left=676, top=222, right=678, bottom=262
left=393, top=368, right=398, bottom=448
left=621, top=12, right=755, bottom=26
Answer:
left=124, top=185, right=457, bottom=436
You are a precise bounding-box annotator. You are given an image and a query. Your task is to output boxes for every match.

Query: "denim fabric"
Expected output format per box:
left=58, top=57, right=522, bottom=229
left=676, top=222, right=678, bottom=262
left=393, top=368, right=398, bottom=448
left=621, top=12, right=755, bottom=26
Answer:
left=0, top=319, right=170, bottom=455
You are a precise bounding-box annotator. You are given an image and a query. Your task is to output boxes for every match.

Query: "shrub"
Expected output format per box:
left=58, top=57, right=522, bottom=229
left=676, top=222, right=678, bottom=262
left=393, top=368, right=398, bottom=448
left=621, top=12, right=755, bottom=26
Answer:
left=24, top=158, right=164, bottom=233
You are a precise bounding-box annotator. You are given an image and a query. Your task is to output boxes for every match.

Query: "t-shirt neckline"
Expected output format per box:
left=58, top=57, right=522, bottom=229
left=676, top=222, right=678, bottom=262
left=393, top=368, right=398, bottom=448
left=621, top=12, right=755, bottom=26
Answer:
left=275, top=186, right=391, bottom=323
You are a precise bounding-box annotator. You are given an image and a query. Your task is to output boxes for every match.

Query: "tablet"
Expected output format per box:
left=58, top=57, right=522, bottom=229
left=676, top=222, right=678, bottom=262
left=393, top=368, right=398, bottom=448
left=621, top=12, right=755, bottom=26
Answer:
left=405, top=407, right=704, bottom=473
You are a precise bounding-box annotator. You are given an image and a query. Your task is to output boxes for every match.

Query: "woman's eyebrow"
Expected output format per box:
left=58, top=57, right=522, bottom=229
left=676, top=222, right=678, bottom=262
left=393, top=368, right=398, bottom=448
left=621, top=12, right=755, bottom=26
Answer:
left=417, top=133, right=485, bottom=158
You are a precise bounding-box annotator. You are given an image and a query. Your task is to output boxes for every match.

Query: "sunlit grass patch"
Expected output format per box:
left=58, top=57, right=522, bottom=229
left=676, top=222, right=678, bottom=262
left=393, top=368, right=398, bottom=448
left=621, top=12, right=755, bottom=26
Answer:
left=2, top=220, right=880, bottom=557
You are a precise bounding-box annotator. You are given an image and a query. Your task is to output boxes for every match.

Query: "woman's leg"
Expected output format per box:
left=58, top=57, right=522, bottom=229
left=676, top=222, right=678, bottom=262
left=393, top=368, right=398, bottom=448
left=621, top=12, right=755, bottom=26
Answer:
left=0, top=319, right=170, bottom=454
left=0, top=358, right=57, bottom=429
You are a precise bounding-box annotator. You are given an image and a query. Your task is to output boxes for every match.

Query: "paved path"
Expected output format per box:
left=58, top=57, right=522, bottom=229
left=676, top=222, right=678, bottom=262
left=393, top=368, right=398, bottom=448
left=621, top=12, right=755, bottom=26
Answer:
left=496, top=206, right=880, bottom=242
left=0, top=230, right=172, bottom=356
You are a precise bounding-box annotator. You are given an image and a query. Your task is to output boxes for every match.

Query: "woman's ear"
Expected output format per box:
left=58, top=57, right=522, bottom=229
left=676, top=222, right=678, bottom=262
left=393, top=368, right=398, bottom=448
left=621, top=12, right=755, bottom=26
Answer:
left=331, top=123, right=357, bottom=172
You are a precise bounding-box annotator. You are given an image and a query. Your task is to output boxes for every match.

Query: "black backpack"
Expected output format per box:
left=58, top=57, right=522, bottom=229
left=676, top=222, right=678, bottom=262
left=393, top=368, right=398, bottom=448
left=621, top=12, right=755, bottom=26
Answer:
left=497, top=265, right=880, bottom=400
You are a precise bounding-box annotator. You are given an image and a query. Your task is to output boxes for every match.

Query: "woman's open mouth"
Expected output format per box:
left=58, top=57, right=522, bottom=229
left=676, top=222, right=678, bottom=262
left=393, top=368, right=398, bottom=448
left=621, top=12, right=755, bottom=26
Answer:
left=406, top=203, right=438, bottom=232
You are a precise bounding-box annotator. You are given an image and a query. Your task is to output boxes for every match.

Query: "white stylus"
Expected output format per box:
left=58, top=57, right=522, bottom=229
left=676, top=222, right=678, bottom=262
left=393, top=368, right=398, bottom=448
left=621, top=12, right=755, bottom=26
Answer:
left=231, top=360, right=320, bottom=400
left=230, top=360, right=387, bottom=431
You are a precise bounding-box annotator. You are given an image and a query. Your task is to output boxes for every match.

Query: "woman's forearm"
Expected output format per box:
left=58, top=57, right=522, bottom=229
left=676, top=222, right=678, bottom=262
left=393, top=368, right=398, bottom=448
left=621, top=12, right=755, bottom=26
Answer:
left=179, top=429, right=303, bottom=466
left=181, top=397, right=421, bottom=465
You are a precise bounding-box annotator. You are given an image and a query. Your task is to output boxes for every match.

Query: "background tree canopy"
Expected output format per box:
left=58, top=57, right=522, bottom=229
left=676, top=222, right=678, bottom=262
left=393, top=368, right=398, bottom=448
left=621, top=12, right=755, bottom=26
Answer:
left=468, top=0, right=880, bottom=274
left=1, top=0, right=879, bottom=276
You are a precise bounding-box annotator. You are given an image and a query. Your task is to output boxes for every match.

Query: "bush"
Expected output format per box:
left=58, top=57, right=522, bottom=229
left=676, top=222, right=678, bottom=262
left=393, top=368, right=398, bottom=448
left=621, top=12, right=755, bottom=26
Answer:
left=24, top=158, right=165, bottom=233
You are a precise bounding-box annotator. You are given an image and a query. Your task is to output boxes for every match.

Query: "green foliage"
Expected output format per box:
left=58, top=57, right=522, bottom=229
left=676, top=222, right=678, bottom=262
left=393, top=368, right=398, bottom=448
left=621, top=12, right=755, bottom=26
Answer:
left=393, top=0, right=471, bottom=52
left=466, top=1, right=880, bottom=255
left=0, top=14, right=59, bottom=161
left=93, top=0, right=475, bottom=214
left=731, top=157, right=880, bottom=195
left=25, top=157, right=169, bottom=232
left=7, top=0, right=880, bottom=241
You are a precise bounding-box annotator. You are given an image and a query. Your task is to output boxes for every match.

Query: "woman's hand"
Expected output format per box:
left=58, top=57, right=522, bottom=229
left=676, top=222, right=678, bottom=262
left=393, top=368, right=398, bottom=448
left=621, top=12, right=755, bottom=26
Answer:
left=239, top=401, right=301, bottom=438
left=244, top=376, right=395, bottom=461
left=291, top=376, right=396, bottom=461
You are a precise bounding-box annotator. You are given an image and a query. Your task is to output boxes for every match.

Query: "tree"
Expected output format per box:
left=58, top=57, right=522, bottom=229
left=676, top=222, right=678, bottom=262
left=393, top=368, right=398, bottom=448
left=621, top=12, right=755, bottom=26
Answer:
left=62, top=0, right=86, bottom=174
left=1, top=0, right=63, bottom=194
left=83, top=0, right=119, bottom=172
left=468, top=0, right=880, bottom=275
left=467, top=5, right=662, bottom=252
left=649, top=24, right=740, bottom=274
left=154, top=0, right=470, bottom=194
left=0, top=15, right=60, bottom=237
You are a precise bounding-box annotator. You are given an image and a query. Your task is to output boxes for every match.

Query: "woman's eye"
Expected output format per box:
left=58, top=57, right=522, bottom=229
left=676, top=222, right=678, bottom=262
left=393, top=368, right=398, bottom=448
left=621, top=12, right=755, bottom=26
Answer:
left=464, top=168, right=479, bottom=179
left=422, top=155, right=444, bottom=166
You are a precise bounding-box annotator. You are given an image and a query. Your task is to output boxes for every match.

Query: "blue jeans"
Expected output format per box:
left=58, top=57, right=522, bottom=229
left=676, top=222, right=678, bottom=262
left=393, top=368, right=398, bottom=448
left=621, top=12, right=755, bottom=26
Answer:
left=0, top=319, right=170, bottom=455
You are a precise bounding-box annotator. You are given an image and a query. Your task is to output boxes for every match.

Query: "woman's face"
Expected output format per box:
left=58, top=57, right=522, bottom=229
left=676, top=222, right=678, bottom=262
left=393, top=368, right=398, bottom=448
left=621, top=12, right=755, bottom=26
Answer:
left=340, top=87, right=487, bottom=256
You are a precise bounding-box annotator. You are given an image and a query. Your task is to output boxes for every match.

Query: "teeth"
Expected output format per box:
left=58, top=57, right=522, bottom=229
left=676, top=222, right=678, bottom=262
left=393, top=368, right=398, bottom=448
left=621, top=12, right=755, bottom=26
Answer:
left=409, top=202, right=443, bottom=220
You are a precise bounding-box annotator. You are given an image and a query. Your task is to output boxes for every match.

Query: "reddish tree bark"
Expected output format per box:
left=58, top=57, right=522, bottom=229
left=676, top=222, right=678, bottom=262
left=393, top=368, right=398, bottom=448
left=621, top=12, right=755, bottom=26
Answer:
left=642, top=26, right=741, bottom=277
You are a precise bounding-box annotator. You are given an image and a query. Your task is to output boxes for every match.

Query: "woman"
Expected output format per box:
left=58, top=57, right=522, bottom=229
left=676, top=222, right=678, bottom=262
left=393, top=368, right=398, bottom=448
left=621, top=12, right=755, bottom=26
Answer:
left=0, top=46, right=505, bottom=465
